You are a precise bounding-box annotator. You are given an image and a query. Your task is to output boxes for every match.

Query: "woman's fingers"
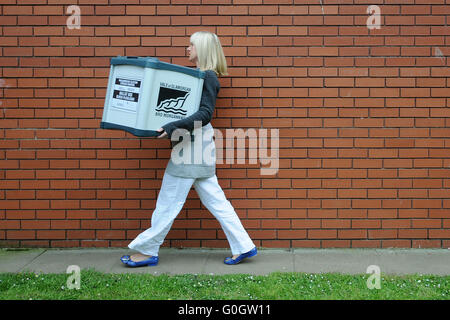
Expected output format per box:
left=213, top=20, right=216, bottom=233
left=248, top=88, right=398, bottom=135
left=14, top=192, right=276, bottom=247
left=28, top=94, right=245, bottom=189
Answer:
left=157, top=128, right=167, bottom=139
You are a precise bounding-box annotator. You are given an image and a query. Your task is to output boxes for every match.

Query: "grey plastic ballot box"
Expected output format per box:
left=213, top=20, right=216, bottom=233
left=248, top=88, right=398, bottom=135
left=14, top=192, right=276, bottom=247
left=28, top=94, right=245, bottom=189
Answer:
left=101, top=56, right=205, bottom=137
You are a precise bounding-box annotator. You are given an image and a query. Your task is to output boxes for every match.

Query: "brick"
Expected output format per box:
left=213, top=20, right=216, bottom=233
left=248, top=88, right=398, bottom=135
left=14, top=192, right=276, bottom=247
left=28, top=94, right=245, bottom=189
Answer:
left=7, top=230, right=35, bottom=240
left=382, top=240, right=412, bottom=248
left=308, top=230, right=337, bottom=239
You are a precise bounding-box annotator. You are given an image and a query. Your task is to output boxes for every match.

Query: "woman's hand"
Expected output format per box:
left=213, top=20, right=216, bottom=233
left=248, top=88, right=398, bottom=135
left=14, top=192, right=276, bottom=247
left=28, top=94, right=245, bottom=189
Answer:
left=156, top=128, right=167, bottom=139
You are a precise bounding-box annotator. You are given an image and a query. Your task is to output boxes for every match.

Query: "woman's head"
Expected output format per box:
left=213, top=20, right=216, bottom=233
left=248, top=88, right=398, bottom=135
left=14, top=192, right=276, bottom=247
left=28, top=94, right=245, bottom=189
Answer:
left=188, top=31, right=228, bottom=76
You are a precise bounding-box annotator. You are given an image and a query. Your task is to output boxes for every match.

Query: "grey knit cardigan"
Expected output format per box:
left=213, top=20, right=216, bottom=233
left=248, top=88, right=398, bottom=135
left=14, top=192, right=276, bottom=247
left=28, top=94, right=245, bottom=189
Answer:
left=161, top=70, right=220, bottom=179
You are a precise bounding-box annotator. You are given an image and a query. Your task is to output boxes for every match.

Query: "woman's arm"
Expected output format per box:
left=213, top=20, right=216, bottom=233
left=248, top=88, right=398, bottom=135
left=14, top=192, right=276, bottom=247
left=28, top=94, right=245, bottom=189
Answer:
left=160, top=71, right=220, bottom=139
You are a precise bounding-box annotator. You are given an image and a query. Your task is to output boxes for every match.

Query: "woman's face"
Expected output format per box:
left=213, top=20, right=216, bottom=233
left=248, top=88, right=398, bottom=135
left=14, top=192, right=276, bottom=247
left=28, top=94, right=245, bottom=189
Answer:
left=187, top=42, right=198, bottom=64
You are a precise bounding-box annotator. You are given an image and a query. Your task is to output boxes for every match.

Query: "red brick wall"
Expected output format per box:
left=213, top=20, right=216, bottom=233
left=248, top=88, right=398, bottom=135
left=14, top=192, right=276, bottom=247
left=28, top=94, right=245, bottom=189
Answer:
left=0, top=0, right=449, bottom=249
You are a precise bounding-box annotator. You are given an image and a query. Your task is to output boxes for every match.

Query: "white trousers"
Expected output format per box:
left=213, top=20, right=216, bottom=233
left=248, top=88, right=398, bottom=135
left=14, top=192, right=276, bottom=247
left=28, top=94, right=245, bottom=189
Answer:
left=128, top=171, right=255, bottom=257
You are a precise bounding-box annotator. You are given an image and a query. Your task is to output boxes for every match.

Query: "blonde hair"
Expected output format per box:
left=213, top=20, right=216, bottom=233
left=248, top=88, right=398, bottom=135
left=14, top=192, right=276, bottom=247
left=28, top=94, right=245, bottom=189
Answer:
left=190, top=31, right=228, bottom=76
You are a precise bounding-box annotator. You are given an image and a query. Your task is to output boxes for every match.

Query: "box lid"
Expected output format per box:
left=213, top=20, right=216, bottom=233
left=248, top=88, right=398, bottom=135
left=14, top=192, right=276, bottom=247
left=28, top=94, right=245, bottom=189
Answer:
left=110, top=56, right=205, bottom=79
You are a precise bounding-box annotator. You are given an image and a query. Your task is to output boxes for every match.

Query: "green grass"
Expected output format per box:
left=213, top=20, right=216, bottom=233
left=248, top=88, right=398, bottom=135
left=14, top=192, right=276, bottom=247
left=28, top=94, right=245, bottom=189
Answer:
left=0, top=270, right=449, bottom=300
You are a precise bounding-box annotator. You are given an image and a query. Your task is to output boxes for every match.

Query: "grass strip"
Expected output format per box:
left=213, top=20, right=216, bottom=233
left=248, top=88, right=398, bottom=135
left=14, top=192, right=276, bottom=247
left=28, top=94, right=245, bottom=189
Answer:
left=0, top=270, right=449, bottom=300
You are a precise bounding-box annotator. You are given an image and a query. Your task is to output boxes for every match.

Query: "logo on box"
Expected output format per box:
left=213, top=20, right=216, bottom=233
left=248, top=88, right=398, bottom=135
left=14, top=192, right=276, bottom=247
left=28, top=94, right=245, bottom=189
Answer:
left=156, top=82, right=191, bottom=117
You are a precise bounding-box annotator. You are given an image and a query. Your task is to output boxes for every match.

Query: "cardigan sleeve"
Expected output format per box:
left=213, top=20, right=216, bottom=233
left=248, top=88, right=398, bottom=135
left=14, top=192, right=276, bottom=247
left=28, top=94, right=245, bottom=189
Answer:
left=161, top=70, right=220, bottom=139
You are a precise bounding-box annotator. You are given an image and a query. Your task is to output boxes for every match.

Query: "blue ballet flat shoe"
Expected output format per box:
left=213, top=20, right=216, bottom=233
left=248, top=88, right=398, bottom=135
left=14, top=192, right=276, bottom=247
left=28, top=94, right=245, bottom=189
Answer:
left=121, top=255, right=159, bottom=267
left=224, top=247, right=257, bottom=265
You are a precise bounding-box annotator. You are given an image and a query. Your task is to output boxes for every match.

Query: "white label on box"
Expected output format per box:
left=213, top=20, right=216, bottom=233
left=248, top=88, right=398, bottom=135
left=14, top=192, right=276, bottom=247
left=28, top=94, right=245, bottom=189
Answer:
left=110, top=77, right=142, bottom=113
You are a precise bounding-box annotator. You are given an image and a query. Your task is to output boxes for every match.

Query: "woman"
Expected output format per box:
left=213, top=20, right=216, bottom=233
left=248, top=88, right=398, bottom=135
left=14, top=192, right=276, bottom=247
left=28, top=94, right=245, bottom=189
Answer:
left=120, top=31, right=257, bottom=267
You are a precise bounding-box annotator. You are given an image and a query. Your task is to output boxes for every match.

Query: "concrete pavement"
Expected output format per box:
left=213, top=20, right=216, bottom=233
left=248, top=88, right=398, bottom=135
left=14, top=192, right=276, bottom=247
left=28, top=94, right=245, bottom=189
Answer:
left=1, top=247, right=449, bottom=276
